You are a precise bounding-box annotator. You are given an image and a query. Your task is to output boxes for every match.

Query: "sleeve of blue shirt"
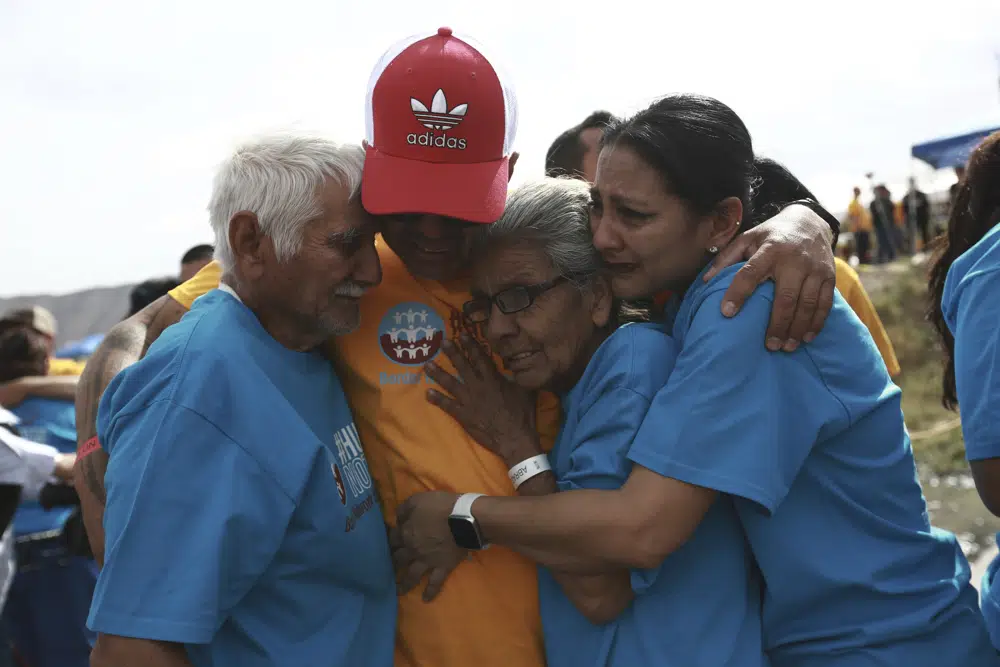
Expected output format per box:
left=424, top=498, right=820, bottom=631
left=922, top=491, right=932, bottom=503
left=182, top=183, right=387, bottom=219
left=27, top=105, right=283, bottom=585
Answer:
left=628, top=284, right=845, bottom=515
left=952, top=268, right=1000, bottom=461
left=89, top=399, right=296, bottom=644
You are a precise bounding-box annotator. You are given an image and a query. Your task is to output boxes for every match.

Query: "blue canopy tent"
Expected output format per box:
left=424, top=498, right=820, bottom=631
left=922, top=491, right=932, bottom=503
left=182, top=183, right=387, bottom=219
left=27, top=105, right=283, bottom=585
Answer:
left=55, top=333, right=105, bottom=359
left=911, top=127, right=1000, bottom=170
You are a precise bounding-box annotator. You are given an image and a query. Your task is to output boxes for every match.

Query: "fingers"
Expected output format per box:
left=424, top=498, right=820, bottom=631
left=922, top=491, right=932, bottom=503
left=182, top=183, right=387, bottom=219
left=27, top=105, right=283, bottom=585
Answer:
left=422, top=566, right=452, bottom=602
left=720, top=255, right=768, bottom=320
left=779, top=273, right=824, bottom=351
left=426, top=389, right=465, bottom=423
left=424, top=362, right=464, bottom=397
left=704, top=234, right=755, bottom=282
left=396, top=498, right=415, bottom=525
left=806, top=278, right=836, bottom=342
left=398, top=559, right=430, bottom=595
left=388, top=525, right=402, bottom=551
left=459, top=335, right=500, bottom=379
left=441, top=340, right=479, bottom=381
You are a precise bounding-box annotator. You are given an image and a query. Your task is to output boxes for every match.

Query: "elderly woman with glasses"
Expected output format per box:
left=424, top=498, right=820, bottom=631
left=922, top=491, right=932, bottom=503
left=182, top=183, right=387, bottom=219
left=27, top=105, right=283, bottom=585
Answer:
left=391, top=178, right=767, bottom=667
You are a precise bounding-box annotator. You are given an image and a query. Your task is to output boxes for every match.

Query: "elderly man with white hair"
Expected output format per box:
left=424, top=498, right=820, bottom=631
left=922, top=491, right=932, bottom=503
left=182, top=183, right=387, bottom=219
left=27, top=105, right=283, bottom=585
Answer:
left=86, top=135, right=394, bottom=667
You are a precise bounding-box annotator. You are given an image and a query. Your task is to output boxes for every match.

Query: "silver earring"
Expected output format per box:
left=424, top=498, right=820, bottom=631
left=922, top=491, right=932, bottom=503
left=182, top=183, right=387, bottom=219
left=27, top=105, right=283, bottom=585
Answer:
left=709, top=246, right=719, bottom=254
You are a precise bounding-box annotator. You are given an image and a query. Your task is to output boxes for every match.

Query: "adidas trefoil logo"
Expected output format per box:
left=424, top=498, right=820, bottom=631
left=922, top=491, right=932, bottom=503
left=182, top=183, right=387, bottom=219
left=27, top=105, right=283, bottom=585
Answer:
left=410, top=89, right=468, bottom=130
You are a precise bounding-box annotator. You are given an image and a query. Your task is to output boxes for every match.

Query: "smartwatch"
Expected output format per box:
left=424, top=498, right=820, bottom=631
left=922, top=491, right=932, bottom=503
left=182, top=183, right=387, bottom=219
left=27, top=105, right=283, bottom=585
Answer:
left=448, top=493, right=488, bottom=550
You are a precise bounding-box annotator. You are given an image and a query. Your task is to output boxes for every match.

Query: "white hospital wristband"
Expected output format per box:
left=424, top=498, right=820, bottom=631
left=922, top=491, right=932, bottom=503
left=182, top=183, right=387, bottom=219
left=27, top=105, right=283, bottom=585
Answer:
left=508, top=454, right=552, bottom=489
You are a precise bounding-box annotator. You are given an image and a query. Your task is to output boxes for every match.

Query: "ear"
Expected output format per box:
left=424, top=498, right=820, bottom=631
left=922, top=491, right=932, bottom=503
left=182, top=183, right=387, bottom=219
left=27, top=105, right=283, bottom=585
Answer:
left=362, top=139, right=369, bottom=150
left=228, top=211, right=269, bottom=280
left=706, top=196, right=744, bottom=251
left=508, top=152, right=520, bottom=179
left=587, top=275, right=614, bottom=329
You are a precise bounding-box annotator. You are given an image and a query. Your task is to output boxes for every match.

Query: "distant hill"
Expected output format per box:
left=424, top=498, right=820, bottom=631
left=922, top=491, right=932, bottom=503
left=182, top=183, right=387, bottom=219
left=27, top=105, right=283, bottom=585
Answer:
left=0, top=284, right=135, bottom=347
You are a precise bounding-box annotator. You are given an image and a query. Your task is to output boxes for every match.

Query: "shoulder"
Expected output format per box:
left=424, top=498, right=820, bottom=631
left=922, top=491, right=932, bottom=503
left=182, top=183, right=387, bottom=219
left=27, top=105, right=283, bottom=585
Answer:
left=943, top=224, right=1000, bottom=330
left=675, top=264, right=773, bottom=342
left=581, top=323, right=680, bottom=403
left=102, top=293, right=246, bottom=421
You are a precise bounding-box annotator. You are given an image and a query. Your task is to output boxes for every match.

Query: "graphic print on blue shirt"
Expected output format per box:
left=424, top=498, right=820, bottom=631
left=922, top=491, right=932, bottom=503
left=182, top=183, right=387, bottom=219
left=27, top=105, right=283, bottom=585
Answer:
left=942, top=222, right=1000, bottom=650
left=90, top=289, right=395, bottom=667
left=11, top=397, right=77, bottom=535
left=541, top=322, right=765, bottom=667
left=629, top=264, right=997, bottom=667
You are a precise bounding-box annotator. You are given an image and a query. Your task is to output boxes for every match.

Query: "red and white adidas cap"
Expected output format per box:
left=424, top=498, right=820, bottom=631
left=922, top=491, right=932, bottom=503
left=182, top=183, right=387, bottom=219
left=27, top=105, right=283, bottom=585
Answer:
left=362, top=27, right=518, bottom=224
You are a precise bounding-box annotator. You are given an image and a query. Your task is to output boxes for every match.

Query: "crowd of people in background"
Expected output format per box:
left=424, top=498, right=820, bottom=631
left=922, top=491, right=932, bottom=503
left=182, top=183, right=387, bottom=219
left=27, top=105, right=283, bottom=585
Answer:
left=844, top=175, right=945, bottom=265
left=0, top=243, right=216, bottom=667
left=0, top=24, right=996, bottom=667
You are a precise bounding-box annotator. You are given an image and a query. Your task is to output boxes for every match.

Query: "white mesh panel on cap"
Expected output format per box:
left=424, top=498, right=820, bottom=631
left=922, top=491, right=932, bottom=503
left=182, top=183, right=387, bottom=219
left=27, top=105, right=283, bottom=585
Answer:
left=364, top=30, right=435, bottom=145
left=453, top=31, right=518, bottom=157
left=364, top=30, right=518, bottom=157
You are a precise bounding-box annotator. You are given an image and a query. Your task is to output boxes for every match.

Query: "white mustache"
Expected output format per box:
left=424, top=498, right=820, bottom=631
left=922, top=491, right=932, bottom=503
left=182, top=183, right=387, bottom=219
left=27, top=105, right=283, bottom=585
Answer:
left=334, top=284, right=366, bottom=298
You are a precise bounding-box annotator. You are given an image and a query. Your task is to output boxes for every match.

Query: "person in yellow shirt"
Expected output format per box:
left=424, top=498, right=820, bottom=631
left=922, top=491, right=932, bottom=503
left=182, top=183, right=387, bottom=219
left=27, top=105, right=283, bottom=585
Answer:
left=74, top=30, right=841, bottom=667
left=835, top=257, right=901, bottom=377
left=848, top=186, right=873, bottom=263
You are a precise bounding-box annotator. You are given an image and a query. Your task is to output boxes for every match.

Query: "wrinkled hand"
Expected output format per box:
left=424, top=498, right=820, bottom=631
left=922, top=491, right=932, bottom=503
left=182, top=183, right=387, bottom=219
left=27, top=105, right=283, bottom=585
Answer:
left=705, top=203, right=835, bottom=352
left=424, top=335, right=540, bottom=466
left=393, top=492, right=466, bottom=601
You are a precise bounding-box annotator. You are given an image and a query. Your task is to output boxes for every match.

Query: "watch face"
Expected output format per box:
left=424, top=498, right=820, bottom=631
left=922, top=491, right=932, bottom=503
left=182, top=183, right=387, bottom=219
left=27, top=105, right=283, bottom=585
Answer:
left=448, top=516, right=483, bottom=550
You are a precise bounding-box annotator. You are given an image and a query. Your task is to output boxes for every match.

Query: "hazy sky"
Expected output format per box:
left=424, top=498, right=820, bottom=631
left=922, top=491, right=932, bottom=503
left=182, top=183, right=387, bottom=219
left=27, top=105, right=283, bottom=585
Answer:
left=2, top=0, right=999, bottom=296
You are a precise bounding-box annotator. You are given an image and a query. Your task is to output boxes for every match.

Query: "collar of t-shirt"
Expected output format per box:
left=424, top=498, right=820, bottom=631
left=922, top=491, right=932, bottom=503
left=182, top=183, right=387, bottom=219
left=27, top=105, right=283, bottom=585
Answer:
left=217, top=283, right=243, bottom=304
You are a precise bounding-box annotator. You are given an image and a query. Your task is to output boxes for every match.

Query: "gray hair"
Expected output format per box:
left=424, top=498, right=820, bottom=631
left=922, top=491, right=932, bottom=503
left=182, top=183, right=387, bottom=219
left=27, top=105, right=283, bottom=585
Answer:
left=476, top=177, right=602, bottom=286
left=208, top=134, right=365, bottom=271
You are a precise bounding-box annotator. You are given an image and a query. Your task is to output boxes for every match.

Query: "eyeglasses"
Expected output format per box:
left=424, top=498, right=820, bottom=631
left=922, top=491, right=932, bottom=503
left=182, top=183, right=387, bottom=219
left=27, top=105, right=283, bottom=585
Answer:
left=462, top=276, right=570, bottom=324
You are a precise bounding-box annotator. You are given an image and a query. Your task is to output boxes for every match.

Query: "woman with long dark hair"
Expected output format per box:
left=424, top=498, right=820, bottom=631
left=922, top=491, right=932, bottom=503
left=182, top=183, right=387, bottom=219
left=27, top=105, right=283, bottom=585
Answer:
left=927, top=130, right=1000, bottom=649
left=396, top=95, right=998, bottom=666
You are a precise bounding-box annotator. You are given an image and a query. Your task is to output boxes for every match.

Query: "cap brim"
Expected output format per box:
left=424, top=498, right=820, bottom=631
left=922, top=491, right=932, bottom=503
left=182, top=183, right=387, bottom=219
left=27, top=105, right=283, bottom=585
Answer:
left=362, top=146, right=508, bottom=224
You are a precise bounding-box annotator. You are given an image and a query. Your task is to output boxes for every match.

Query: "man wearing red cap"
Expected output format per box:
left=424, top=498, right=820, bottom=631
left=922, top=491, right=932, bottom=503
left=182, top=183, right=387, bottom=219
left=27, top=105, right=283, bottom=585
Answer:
left=75, top=28, right=839, bottom=667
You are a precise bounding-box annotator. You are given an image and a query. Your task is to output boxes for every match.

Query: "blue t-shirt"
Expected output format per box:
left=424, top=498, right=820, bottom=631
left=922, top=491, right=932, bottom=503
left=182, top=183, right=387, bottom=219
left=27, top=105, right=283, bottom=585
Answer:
left=630, top=265, right=997, bottom=667
left=942, top=222, right=1000, bottom=649
left=88, top=290, right=396, bottom=667
left=541, top=323, right=766, bottom=667
left=11, top=396, right=77, bottom=535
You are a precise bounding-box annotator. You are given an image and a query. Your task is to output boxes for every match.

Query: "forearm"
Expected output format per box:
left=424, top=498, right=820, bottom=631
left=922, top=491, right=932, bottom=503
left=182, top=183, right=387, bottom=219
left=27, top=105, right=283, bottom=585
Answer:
left=0, top=375, right=79, bottom=407
left=91, top=634, right=194, bottom=667
left=475, top=488, right=646, bottom=573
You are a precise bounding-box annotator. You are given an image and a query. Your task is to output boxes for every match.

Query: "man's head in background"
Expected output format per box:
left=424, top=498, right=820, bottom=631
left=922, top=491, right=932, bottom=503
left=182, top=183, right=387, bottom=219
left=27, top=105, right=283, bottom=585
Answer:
left=180, top=244, right=215, bottom=283
left=127, top=278, right=181, bottom=319
left=545, top=111, right=617, bottom=183
left=0, top=306, right=57, bottom=356
left=0, top=328, right=49, bottom=383
left=853, top=186, right=862, bottom=199
left=361, top=28, right=518, bottom=281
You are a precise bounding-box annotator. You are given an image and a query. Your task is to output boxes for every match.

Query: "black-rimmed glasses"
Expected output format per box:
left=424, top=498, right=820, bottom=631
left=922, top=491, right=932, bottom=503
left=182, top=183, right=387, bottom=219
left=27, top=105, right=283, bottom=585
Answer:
left=462, top=276, right=570, bottom=324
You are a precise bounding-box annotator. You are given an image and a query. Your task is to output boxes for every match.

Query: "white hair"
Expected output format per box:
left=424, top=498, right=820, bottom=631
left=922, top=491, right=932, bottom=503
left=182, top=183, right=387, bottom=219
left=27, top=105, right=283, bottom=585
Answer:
left=208, top=134, right=365, bottom=271
left=476, top=177, right=602, bottom=287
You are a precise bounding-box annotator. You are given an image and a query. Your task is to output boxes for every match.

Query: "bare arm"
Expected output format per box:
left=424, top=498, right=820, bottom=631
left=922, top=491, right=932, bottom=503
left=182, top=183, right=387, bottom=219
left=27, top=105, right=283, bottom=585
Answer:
left=466, top=467, right=713, bottom=572
left=0, top=375, right=79, bottom=407
left=90, top=634, right=193, bottom=667
left=398, top=467, right=716, bottom=578
left=74, top=295, right=187, bottom=565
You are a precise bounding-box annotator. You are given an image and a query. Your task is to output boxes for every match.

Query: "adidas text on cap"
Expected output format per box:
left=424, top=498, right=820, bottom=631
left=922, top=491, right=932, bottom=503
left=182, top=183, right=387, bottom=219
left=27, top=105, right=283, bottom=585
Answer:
left=363, top=27, right=518, bottom=224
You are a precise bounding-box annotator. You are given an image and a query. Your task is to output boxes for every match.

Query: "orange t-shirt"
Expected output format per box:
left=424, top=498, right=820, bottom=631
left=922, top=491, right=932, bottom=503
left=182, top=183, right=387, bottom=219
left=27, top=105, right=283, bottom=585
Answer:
left=168, top=244, right=558, bottom=667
